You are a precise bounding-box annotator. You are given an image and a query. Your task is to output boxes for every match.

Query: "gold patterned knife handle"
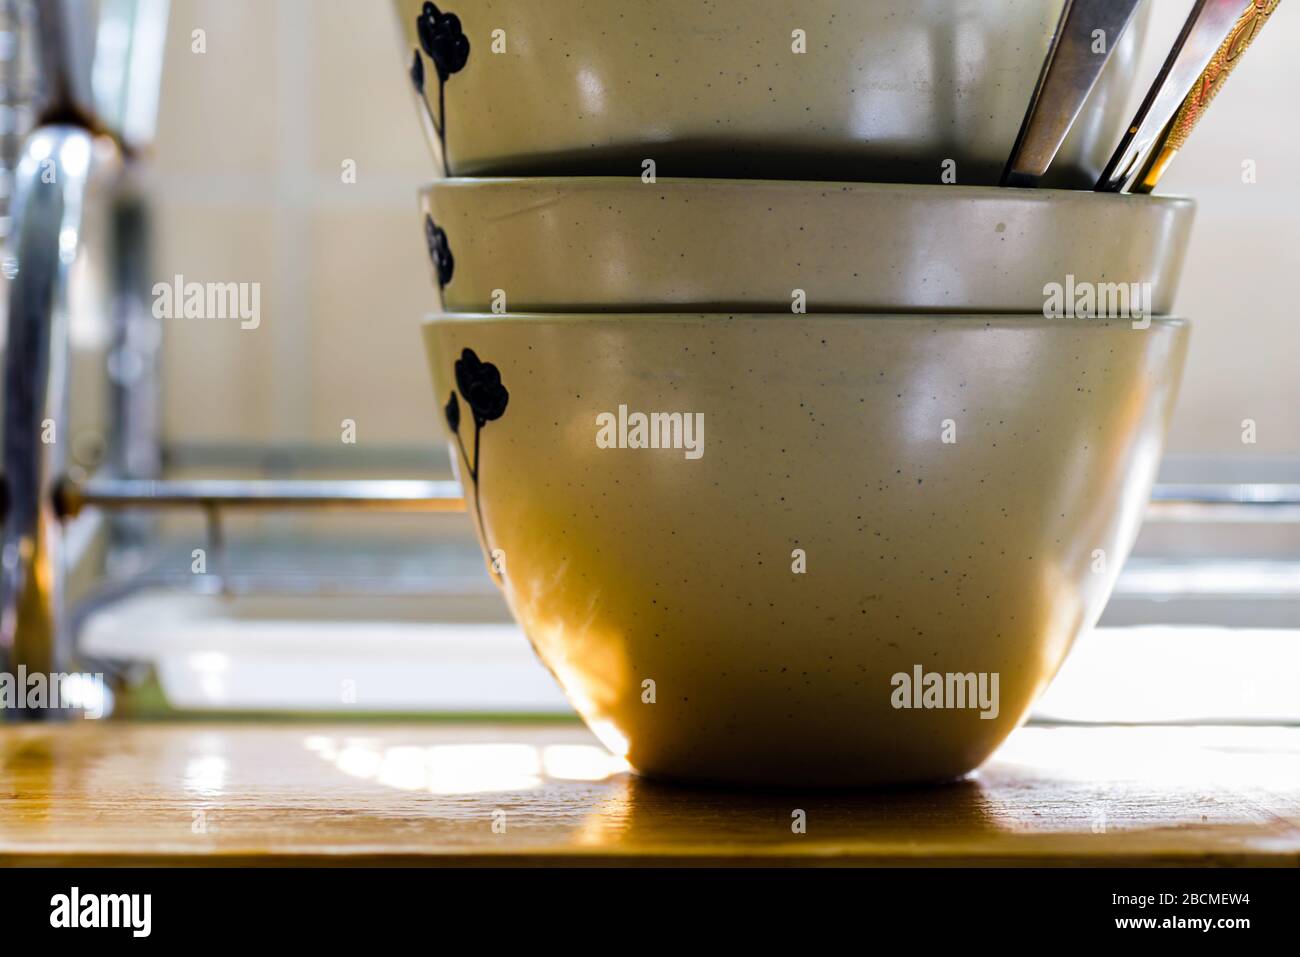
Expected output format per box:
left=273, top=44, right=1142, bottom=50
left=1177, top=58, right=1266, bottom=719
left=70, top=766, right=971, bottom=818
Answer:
left=1133, top=0, right=1281, bottom=193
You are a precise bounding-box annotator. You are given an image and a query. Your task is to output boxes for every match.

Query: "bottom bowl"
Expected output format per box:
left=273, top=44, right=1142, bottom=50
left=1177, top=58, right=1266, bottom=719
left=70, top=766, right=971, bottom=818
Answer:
left=425, top=314, right=1189, bottom=787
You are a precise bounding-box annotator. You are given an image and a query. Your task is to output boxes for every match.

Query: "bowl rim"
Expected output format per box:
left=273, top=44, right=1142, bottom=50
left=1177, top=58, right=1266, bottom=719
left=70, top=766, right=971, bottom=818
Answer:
left=418, top=176, right=1195, bottom=209
left=422, top=312, right=1190, bottom=328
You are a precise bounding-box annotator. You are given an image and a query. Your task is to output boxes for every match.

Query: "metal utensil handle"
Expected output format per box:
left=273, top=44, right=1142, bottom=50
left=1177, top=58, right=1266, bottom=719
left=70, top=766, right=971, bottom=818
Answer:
left=1001, top=0, right=1142, bottom=187
left=1130, top=0, right=1281, bottom=193
left=1094, top=0, right=1244, bottom=191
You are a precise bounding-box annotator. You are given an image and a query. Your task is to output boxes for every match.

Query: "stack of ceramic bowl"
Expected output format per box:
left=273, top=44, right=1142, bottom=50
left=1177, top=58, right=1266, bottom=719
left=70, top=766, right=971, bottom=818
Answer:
left=397, top=1, right=1194, bottom=787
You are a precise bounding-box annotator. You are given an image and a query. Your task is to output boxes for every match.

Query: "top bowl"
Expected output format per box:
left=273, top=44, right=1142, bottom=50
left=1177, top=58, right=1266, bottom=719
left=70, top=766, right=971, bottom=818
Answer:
left=395, top=0, right=1147, bottom=184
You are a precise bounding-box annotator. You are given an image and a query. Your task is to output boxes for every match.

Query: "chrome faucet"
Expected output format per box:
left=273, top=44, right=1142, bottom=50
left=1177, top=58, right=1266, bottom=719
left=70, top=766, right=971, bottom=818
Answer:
left=0, top=0, right=165, bottom=714
left=0, top=0, right=463, bottom=720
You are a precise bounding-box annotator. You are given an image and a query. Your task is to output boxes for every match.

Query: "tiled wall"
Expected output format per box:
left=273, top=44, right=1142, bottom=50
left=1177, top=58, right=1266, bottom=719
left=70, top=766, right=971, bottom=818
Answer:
left=152, top=0, right=439, bottom=451
left=150, top=0, right=1300, bottom=464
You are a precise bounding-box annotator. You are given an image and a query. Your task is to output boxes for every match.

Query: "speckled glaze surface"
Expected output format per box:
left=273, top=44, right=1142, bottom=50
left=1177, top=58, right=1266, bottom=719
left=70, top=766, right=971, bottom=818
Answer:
left=395, top=0, right=1148, bottom=184
left=420, top=178, right=1195, bottom=315
left=425, top=314, right=1190, bottom=787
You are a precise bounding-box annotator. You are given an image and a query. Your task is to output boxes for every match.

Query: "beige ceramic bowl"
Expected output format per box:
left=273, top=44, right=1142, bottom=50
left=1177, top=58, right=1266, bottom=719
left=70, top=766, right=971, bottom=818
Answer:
left=420, top=178, right=1195, bottom=315
left=395, top=0, right=1147, bottom=184
left=425, top=313, right=1189, bottom=786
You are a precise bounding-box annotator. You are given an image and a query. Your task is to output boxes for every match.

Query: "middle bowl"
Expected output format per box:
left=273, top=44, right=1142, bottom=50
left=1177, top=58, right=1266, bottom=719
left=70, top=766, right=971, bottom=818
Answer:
left=420, top=178, right=1195, bottom=315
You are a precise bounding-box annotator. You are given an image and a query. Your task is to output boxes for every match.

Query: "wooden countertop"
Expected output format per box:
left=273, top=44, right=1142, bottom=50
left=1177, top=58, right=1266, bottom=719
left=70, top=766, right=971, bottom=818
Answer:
left=1, top=721, right=1298, bottom=866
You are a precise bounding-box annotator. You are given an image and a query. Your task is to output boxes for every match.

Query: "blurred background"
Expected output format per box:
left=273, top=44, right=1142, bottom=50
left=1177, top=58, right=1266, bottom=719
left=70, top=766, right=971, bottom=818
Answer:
left=144, top=0, right=1300, bottom=460
left=153, top=0, right=435, bottom=452
left=4, top=0, right=1298, bottom=721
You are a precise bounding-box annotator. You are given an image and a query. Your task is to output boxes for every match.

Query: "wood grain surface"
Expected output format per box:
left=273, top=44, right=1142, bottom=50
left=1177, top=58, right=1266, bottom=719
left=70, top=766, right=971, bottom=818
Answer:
left=1, top=721, right=1298, bottom=866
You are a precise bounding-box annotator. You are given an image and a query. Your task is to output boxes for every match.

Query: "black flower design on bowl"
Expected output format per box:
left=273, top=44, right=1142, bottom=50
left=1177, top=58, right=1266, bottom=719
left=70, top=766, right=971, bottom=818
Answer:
left=444, top=391, right=460, bottom=433
left=425, top=215, right=454, bottom=288
left=410, top=3, right=469, bottom=174
left=444, top=348, right=509, bottom=578
left=409, top=48, right=425, bottom=94
left=455, top=348, right=509, bottom=426
left=417, top=3, right=470, bottom=81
